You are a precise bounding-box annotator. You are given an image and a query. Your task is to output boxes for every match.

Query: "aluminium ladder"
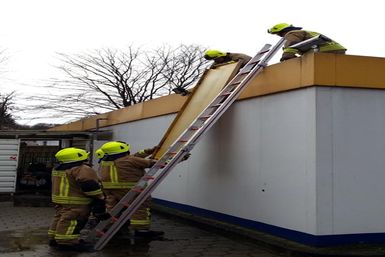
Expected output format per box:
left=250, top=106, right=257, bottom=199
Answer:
left=289, top=34, right=332, bottom=52
left=88, top=38, right=285, bottom=250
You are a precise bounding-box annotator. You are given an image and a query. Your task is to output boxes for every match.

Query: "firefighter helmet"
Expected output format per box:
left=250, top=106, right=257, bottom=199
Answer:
left=101, top=141, right=130, bottom=155
left=55, top=147, right=89, bottom=163
left=95, top=148, right=105, bottom=159
left=204, top=50, right=227, bottom=60
left=268, top=23, right=293, bottom=34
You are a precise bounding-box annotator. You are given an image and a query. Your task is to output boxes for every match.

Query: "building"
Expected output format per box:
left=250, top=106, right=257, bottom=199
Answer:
left=3, top=52, right=385, bottom=248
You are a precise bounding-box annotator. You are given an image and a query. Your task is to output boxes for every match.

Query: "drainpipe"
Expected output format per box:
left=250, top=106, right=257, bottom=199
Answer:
left=90, top=118, right=108, bottom=166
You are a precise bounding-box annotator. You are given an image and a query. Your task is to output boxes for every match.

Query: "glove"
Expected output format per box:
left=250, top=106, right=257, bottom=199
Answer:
left=151, top=145, right=160, bottom=153
left=91, top=198, right=110, bottom=221
left=181, top=153, right=191, bottom=161
left=94, top=212, right=111, bottom=221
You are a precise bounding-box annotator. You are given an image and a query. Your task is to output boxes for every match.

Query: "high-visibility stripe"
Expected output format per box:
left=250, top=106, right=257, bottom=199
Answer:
left=109, top=165, right=118, bottom=183
left=84, top=188, right=103, bottom=196
left=101, top=161, right=113, bottom=167
left=55, top=234, right=80, bottom=240
left=54, top=170, right=69, bottom=198
left=64, top=176, right=70, bottom=197
left=283, top=48, right=299, bottom=54
left=52, top=170, right=67, bottom=177
left=101, top=182, right=136, bottom=189
left=131, top=220, right=150, bottom=225
left=66, top=220, right=77, bottom=235
left=59, top=176, right=65, bottom=197
left=48, top=230, right=56, bottom=236
left=52, top=195, right=92, bottom=204
left=52, top=169, right=93, bottom=204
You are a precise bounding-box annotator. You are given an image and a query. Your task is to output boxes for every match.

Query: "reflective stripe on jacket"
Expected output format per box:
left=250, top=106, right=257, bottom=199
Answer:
left=51, top=164, right=103, bottom=205
left=100, top=155, right=154, bottom=189
left=283, top=30, right=346, bottom=55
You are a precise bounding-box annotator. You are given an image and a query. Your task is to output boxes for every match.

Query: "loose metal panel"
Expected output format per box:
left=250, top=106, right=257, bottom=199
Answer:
left=0, top=139, right=20, bottom=192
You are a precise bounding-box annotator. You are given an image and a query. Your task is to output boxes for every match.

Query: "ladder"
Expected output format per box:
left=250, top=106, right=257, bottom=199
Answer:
left=289, top=34, right=332, bottom=52
left=88, top=38, right=285, bottom=250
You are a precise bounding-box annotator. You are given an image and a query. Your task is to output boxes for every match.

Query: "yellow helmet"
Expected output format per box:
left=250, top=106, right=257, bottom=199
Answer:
left=204, top=50, right=227, bottom=60
left=268, top=23, right=293, bottom=34
left=55, top=147, right=89, bottom=163
left=101, top=141, right=130, bottom=155
left=95, top=148, right=105, bottom=159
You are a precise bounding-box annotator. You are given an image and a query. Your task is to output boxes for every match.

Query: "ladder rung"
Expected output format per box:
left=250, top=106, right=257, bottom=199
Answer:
left=190, top=126, right=200, bottom=130
left=179, top=140, right=188, bottom=143
left=121, top=202, right=130, bottom=207
left=238, top=70, right=250, bottom=75
left=96, top=229, right=105, bottom=236
left=131, top=188, right=143, bottom=193
left=229, top=81, right=241, bottom=86
left=111, top=216, right=119, bottom=222
left=143, top=175, right=155, bottom=180
left=221, top=92, right=231, bottom=96
left=248, top=60, right=261, bottom=65
left=198, top=115, right=211, bottom=120
left=209, top=104, right=222, bottom=108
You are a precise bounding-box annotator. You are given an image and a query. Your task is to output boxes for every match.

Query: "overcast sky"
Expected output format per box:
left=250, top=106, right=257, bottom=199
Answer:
left=0, top=0, right=384, bottom=124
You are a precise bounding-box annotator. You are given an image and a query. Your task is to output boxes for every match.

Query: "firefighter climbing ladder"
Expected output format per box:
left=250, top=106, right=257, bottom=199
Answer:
left=88, top=38, right=286, bottom=251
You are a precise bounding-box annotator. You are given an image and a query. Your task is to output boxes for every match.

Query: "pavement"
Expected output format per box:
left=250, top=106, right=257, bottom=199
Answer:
left=0, top=201, right=284, bottom=257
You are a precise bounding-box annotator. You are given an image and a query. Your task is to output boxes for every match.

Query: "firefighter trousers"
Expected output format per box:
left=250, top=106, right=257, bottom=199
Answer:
left=48, top=204, right=90, bottom=245
left=103, top=189, right=151, bottom=230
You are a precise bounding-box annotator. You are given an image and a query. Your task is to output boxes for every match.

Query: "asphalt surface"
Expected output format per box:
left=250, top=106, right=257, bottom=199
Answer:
left=0, top=201, right=283, bottom=257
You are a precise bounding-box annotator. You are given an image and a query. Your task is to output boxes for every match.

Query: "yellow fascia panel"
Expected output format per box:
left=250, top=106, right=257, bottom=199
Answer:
left=142, top=94, right=186, bottom=119
left=334, top=55, right=385, bottom=88
left=313, top=53, right=336, bottom=86
left=239, top=56, right=307, bottom=99
left=312, top=53, right=385, bottom=88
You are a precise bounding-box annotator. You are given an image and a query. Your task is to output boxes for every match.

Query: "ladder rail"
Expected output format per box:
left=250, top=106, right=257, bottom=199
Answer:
left=91, top=38, right=285, bottom=250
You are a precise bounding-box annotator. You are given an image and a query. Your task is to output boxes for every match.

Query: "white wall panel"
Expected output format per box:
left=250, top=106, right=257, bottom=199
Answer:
left=318, top=88, right=385, bottom=234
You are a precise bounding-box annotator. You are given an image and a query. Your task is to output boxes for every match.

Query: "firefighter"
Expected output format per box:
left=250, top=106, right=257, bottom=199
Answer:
left=268, top=23, right=347, bottom=62
left=203, top=49, right=252, bottom=68
left=172, top=50, right=251, bottom=96
left=48, top=147, right=108, bottom=251
left=99, top=141, right=164, bottom=238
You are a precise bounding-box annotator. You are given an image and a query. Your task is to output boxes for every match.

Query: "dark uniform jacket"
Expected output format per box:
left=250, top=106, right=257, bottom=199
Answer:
left=52, top=163, right=103, bottom=205
left=100, top=154, right=155, bottom=189
left=282, top=30, right=346, bottom=61
left=212, top=53, right=252, bottom=68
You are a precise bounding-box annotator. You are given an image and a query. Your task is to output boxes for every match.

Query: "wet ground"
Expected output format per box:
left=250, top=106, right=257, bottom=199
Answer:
left=0, top=202, right=283, bottom=257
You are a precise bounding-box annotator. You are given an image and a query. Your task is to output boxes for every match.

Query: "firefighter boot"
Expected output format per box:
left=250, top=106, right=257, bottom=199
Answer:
left=134, top=229, right=164, bottom=239
left=57, top=241, right=95, bottom=252
left=48, top=239, right=58, bottom=247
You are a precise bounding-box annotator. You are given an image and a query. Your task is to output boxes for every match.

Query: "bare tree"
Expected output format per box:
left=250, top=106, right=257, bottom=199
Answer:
left=0, top=49, right=17, bottom=130
left=0, top=91, right=16, bottom=129
left=28, top=44, right=209, bottom=120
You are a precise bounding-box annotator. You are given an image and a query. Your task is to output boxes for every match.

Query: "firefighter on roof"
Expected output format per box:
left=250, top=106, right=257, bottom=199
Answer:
left=268, top=23, right=346, bottom=62
left=204, top=49, right=251, bottom=68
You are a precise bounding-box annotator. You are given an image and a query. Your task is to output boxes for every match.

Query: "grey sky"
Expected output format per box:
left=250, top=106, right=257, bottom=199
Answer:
left=0, top=0, right=383, bottom=124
